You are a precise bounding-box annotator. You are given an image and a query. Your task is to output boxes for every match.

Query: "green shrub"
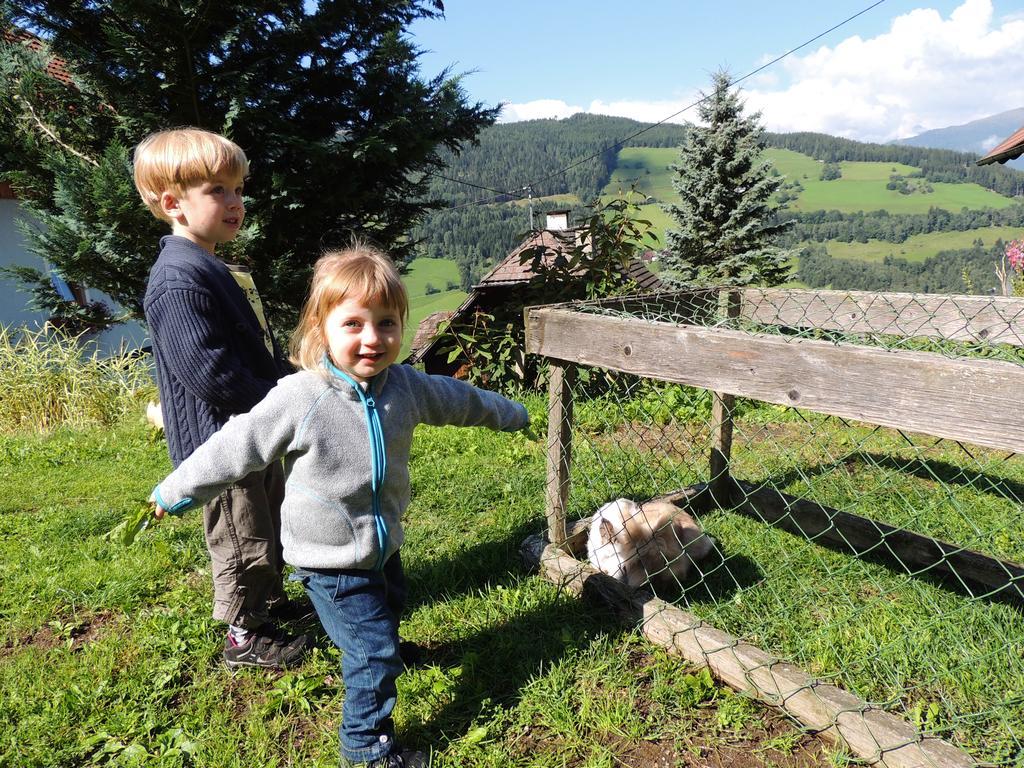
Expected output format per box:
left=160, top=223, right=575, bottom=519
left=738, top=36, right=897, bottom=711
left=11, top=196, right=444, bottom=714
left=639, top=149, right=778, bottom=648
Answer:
left=0, top=325, right=156, bottom=433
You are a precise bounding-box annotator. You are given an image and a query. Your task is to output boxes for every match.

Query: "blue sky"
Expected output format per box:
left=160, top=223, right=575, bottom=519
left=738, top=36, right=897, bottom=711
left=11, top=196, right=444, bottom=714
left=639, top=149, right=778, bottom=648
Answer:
left=409, top=0, right=1024, bottom=144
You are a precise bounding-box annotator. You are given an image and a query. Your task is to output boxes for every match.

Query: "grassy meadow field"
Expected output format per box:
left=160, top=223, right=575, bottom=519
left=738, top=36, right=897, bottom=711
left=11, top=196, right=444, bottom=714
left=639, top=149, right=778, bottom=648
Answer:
left=823, top=225, right=1024, bottom=263
left=3, top=321, right=1022, bottom=765
left=596, top=145, right=1019, bottom=261
left=0, top=334, right=844, bottom=768
left=400, top=258, right=467, bottom=358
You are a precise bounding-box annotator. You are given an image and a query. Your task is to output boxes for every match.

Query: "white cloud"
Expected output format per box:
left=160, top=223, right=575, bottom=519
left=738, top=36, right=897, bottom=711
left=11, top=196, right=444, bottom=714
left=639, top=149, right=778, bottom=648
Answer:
left=498, top=99, right=582, bottom=123
left=498, top=1, right=1024, bottom=144
left=745, top=0, right=1024, bottom=142
left=980, top=133, right=1003, bottom=151
left=586, top=97, right=701, bottom=125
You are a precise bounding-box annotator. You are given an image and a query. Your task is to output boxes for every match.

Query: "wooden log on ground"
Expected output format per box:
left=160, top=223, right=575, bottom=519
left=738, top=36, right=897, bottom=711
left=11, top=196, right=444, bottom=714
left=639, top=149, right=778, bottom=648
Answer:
left=520, top=534, right=978, bottom=768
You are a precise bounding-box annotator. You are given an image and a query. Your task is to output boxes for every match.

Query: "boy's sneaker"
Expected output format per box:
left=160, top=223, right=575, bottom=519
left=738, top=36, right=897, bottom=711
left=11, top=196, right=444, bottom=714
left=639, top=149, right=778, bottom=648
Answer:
left=344, top=751, right=427, bottom=768
left=222, top=624, right=309, bottom=670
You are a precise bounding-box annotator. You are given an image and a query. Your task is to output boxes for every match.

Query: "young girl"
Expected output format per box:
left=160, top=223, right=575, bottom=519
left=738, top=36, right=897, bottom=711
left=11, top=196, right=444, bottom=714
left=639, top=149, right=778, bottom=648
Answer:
left=151, top=245, right=530, bottom=768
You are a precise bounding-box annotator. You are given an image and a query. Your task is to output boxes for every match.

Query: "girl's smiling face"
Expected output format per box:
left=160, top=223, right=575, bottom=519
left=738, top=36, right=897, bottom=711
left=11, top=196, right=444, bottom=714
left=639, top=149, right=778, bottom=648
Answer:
left=323, top=295, right=402, bottom=384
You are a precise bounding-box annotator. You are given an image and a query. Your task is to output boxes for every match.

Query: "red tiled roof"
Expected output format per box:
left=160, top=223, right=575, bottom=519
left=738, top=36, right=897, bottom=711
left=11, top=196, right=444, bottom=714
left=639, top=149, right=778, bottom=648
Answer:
left=2, top=30, right=77, bottom=201
left=3, top=29, right=75, bottom=87
left=977, top=124, right=1024, bottom=166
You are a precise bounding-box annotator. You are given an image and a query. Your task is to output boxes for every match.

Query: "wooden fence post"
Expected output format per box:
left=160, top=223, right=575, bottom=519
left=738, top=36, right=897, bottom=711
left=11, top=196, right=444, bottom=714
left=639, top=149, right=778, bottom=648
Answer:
left=710, top=290, right=740, bottom=507
left=546, top=361, right=575, bottom=548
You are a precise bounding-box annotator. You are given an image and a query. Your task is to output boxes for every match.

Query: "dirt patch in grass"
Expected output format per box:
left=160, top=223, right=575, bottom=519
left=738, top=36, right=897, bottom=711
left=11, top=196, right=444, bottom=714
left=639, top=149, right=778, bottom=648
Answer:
left=675, top=708, right=829, bottom=768
left=1, top=610, right=118, bottom=657
left=604, top=421, right=709, bottom=463
left=514, top=708, right=829, bottom=767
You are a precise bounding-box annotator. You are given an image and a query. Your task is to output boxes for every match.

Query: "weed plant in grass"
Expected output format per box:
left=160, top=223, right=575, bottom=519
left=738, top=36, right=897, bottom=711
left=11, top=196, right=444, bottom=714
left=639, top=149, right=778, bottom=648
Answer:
left=0, top=325, right=156, bottom=433
left=0, top=395, right=838, bottom=767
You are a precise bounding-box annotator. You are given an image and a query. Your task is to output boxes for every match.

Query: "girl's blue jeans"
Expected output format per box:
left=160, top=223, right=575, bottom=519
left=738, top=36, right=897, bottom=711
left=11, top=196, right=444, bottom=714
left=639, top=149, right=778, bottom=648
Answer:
left=292, top=552, right=407, bottom=765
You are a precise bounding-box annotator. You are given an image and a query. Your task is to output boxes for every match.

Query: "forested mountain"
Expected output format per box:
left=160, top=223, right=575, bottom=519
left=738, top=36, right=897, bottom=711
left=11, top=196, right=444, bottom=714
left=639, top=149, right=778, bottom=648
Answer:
left=413, top=114, right=688, bottom=286
left=425, top=113, right=687, bottom=206
left=412, top=113, right=1024, bottom=293
left=798, top=239, right=1009, bottom=295
left=779, top=205, right=1024, bottom=246
left=896, top=106, right=1024, bottom=171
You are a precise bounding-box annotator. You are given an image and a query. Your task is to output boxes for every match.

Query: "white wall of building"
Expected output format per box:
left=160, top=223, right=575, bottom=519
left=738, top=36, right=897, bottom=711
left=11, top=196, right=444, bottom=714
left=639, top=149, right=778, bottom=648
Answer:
left=0, top=198, right=149, bottom=354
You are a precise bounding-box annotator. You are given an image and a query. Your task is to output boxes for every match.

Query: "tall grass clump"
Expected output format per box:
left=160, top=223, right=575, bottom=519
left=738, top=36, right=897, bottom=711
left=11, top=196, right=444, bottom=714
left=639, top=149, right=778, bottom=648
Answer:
left=0, top=324, right=155, bottom=433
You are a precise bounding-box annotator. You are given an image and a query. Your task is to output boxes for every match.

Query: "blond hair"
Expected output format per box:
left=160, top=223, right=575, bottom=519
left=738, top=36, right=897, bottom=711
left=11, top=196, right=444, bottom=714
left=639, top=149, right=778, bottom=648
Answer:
left=132, top=128, right=249, bottom=223
left=290, top=245, right=409, bottom=372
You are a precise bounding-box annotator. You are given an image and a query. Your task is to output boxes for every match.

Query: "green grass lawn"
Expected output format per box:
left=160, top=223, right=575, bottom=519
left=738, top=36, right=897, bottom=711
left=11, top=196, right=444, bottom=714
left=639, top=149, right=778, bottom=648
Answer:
left=8, top=319, right=1018, bottom=765
left=401, top=258, right=467, bottom=358
left=0, top=411, right=839, bottom=768
left=566, top=380, right=1024, bottom=766
left=820, top=225, right=1024, bottom=263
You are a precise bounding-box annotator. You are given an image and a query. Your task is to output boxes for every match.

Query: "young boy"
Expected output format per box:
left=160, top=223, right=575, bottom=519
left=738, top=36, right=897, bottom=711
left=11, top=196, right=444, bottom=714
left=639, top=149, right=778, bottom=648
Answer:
left=134, top=127, right=308, bottom=669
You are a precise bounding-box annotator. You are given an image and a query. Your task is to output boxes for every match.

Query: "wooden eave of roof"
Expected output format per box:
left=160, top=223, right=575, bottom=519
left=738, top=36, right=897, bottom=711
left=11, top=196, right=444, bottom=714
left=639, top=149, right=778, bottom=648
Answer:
left=405, top=291, right=482, bottom=365
left=407, top=310, right=453, bottom=358
left=977, top=124, right=1024, bottom=166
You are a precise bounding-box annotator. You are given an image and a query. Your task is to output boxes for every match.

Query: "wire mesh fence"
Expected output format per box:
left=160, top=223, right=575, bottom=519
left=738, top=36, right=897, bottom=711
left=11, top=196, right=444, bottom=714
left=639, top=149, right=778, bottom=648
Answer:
left=524, top=287, right=1024, bottom=767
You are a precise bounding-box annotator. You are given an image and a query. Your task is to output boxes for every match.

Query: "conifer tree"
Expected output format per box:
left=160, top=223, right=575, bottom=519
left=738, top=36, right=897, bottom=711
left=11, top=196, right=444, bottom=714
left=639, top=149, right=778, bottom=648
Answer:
left=661, top=71, right=791, bottom=287
left=0, top=1, right=497, bottom=325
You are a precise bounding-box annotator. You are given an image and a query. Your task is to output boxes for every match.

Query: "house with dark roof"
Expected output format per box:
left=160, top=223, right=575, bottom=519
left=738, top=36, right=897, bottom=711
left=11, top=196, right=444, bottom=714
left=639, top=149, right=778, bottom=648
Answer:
left=405, top=211, right=661, bottom=376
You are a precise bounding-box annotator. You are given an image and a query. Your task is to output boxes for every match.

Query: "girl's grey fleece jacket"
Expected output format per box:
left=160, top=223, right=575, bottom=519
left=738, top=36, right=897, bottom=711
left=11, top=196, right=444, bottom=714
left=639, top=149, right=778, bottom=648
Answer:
left=154, top=363, right=529, bottom=571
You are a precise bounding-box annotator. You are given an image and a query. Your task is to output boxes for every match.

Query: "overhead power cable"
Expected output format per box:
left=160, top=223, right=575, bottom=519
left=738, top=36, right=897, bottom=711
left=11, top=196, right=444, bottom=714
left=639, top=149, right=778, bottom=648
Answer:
left=424, top=170, right=516, bottom=199
left=435, top=0, right=889, bottom=209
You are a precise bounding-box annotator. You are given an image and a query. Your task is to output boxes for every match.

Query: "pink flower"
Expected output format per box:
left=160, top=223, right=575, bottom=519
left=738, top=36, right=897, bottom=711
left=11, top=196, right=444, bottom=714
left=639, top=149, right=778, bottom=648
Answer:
left=1007, top=240, right=1024, bottom=271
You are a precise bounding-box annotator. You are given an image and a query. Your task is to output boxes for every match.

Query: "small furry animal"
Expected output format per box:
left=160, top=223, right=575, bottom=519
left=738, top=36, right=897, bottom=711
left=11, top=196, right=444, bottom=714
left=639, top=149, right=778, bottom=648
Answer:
left=587, top=498, right=715, bottom=592
left=145, top=400, right=164, bottom=431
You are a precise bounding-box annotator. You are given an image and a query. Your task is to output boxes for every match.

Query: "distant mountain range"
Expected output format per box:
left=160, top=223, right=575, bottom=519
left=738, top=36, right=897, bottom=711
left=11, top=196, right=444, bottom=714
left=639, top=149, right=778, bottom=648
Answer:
left=897, top=107, right=1024, bottom=170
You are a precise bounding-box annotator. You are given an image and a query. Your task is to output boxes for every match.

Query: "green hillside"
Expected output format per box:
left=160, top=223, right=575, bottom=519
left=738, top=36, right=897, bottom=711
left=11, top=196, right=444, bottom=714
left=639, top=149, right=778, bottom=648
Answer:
left=401, top=258, right=466, bottom=357
left=603, top=146, right=1015, bottom=220
left=823, top=226, right=1024, bottom=263
left=605, top=147, right=678, bottom=200
left=596, top=145, right=1020, bottom=263
left=411, top=115, right=1024, bottom=297
left=769, top=152, right=1014, bottom=214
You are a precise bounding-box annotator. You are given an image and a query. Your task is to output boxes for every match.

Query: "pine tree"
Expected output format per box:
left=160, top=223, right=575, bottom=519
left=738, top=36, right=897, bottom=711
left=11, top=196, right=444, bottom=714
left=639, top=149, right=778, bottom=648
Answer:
left=661, top=71, right=792, bottom=287
left=0, top=1, right=497, bottom=325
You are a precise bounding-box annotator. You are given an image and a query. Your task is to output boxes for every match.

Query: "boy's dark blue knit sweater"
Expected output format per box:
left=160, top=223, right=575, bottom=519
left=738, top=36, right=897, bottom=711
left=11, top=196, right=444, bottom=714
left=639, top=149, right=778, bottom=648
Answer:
left=143, top=235, right=291, bottom=466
